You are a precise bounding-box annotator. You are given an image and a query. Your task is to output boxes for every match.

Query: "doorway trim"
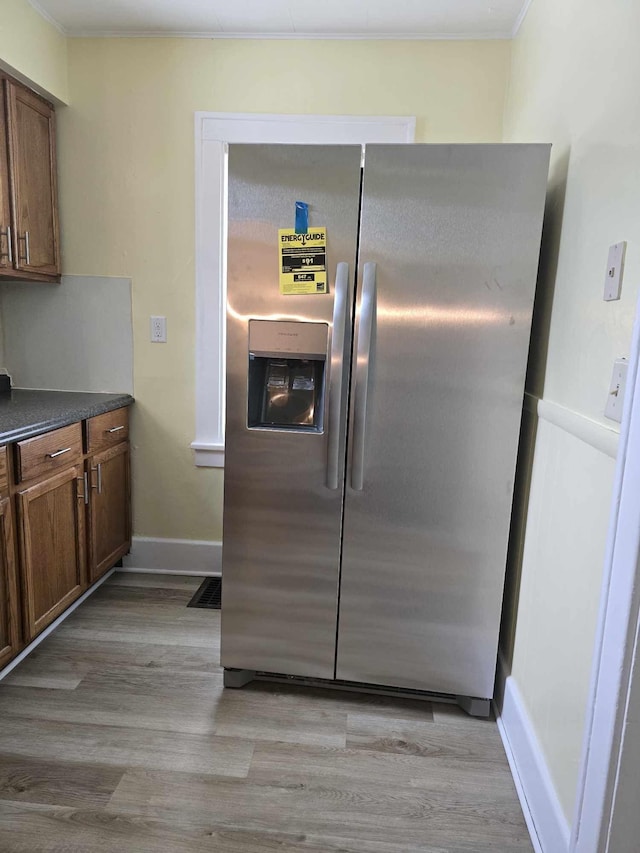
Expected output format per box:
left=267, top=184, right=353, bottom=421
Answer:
left=571, top=287, right=640, bottom=851
left=191, top=112, right=416, bottom=468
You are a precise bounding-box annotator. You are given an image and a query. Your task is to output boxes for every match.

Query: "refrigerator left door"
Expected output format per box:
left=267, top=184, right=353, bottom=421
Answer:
left=221, top=144, right=362, bottom=679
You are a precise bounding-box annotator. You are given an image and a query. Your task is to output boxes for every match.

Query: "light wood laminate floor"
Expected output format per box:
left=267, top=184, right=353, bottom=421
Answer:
left=0, top=573, right=532, bottom=852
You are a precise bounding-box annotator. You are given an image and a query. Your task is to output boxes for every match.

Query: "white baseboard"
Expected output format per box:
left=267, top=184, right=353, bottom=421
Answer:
left=121, top=536, right=222, bottom=576
left=495, top=656, right=570, bottom=853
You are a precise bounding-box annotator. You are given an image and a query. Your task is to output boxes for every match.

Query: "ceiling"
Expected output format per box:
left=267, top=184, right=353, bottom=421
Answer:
left=30, top=0, right=531, bottom=39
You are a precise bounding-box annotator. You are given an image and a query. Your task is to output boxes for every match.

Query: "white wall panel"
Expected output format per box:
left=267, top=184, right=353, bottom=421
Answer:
left=1, top=274, right=133, bottom=394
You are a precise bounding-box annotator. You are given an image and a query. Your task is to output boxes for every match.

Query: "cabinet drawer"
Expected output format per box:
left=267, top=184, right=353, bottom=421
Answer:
left=0, top=446, right=7, bottom=495
left=86, top=407, right=129, bottom=453
left=16, top=423, right=83, bottom=483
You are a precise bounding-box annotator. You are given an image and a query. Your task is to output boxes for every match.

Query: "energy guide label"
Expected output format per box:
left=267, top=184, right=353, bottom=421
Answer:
left=278, top=227, right=328, bottom=295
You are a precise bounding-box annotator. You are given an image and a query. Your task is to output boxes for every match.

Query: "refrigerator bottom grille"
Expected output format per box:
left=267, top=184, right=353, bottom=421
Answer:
left=249, top=671, right=491, bottom=717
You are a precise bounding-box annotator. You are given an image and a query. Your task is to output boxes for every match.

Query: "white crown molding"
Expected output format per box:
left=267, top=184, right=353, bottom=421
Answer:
left=511, top=0, right=534, bottom=37
left=63, top=30, right=512, bottom=41
left=26, top=0, right=68, bottom=35
left=25, top=0, right=524, bottom=41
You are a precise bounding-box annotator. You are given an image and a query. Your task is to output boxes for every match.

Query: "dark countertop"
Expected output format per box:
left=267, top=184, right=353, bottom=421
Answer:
left=0, top=390, right=134, bottom=445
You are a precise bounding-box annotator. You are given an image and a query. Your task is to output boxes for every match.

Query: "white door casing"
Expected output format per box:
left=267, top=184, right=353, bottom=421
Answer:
left=571, top=284, right=640, bottom=852
left=192, top=112, right=415, bottom=468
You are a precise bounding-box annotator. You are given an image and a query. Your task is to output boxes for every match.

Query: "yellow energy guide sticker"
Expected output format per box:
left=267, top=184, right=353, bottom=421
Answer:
left=278, top=227, right=327, bottom=295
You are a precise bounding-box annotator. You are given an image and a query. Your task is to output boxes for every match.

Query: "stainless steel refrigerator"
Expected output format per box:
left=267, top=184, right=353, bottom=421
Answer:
left=220, top=143, right=549, bottom=714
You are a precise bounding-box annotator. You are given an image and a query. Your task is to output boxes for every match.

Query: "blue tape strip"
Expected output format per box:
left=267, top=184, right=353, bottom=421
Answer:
left=295, top=201, right=309, bottom=234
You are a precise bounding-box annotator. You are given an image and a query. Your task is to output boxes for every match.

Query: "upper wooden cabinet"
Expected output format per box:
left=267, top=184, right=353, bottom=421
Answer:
left=0, top=92, right=12, bottom=275
left=0, top=76, right=60, bottom=282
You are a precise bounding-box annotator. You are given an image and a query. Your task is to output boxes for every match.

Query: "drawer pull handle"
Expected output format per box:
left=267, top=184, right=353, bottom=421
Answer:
left=48, top=447, right=72, bottom=458
left=106, top=426, right=125, bottom=434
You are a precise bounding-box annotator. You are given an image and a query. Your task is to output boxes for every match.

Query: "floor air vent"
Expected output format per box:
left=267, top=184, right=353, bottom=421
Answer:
left=187, top=577, right=222, bottom=609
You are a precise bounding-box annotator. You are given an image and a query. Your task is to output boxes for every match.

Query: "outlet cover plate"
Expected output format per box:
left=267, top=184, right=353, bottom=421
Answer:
left=604, top=242, right=626, bottom=301
left=150, top=316, right=167, bottom=343
left=605, top=358, right=628, bottom=423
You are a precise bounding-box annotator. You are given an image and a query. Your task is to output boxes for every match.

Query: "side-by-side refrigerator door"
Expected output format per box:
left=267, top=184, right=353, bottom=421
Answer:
left=336, top=144, right=550, bottom=698
left=221, top=144, right=362, bottom=679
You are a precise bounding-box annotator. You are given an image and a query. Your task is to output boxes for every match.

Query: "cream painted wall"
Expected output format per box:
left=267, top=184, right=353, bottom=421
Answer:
left=0, top=0, right=68, bottom=103
left=57, top=37, right=511, bottom=541
left=502, top=0, right=640, bottom=822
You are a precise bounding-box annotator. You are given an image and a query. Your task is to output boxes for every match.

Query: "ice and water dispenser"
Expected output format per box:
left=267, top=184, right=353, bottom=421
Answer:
left=247, top=320, right=328, bottom=433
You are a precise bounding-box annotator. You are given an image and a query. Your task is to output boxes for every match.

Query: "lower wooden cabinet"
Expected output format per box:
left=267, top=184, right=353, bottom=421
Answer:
left=88, top=442, right=131, bottom=583
left=16, top=464, right=86, bottom=641
left=0, top=406, right=132, bottom=667
left=0, top=495, right=20, bottom=667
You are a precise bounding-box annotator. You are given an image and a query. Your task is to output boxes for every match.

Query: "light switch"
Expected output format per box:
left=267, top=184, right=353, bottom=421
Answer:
left=604, top=358, right=628, bottom=423
left=604, top=242, right=626, bottom=301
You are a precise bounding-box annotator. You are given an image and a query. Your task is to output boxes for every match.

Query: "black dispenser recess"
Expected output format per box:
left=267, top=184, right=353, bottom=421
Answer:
left=247, top=320, right=328, bottom=433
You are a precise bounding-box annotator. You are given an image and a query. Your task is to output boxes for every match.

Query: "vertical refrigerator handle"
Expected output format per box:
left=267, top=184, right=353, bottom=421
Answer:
left=351, top=262, right=377, bottom=491
left=326, top=262, right=349, bottom=489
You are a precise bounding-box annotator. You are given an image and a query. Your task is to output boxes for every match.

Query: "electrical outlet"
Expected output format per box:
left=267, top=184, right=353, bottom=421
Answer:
left=604, top=358, right=628, bottom=423
left=150, top=316, right=167, bottom=343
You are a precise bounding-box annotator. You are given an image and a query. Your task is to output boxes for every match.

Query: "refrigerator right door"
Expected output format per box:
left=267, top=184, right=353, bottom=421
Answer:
left=336, top=144, right=550, bottom=699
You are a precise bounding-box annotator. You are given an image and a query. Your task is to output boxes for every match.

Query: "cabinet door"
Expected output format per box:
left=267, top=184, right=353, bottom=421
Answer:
left=88, top=443, right=131, bottom=583
left=0, top=497, right=20, bottom=668
left=0, top=94, right=12, bottom=271
left=6, top=80, right=60, bottom=277
left=17, top=465, right=86, bottom=641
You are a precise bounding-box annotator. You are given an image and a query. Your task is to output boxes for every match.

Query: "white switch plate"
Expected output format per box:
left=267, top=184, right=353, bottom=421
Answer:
left=150, top=316, right=167, bottom=343
left=604, top=242, right=626, bottom=301
left=605, top=358, right=628, bottom=423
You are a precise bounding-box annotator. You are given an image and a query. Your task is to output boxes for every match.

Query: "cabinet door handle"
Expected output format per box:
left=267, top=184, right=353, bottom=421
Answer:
left=0, top=225, right=12, bottom=263
left=47, top=447, right=72, bottom=458
left=18, top=231, right=29, bottom=265
left=106, top=425, right=125, bottom=434
left=91, top=464, right=103, bottom=494
left=77, top=472, right=89, bottom=505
